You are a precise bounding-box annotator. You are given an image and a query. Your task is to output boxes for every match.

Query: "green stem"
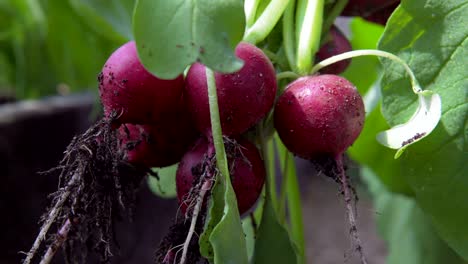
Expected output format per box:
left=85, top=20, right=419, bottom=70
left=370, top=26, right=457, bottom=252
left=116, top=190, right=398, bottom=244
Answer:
left=244, top=0, right=291, bottom=44
left=277, top=148, right=289, bottom=223
left=266, top=140, right=276, bottom=206
left=282, top=0, right=296, bottom=71
left=276, top=137, right=305, bottom=263
left=285, top=155, right=305, bottom=263
left=321, top=0, right=348, bottom=36
left=258, top=126, right=277, bottom=210
left=296, top=0, right=324, bottom=74
left=206, top=68, right=231, bottom=181
left=244, top=0, right=261, bottom=28
left=262, top=49, right=281, bottom=65
left=295, top=0, right=307, bottom=40
left=310, top=49, right=422, bottom=93
left=276, top=71, right=301, bottom=82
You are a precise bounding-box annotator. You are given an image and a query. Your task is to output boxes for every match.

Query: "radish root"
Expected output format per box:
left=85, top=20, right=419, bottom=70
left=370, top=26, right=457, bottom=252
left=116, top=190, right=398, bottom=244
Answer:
left=23, top=172, right=79, bottom=264
left=179, top=180, right=212, bottom=264
left=39, top=218, right=72, bottom=264
left=335, top=155, right=368, bottom=264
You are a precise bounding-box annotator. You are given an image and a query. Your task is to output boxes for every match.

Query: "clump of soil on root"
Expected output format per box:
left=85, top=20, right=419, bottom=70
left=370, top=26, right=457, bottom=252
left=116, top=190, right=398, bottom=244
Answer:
left=312, top=155, right=358, bottom=201
left=24, top=118, right=148, bottom=264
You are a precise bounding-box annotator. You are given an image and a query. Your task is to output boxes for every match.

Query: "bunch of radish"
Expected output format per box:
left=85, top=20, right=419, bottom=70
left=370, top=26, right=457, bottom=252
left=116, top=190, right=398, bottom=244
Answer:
left=99, top=1, right=401, bottom=230
left=98, top=25, right=366, bottom=263
left=25, top=32, right=367, bottom=264
left=98, top=41, right=198, bottom=169
left=26, top=0, right=405, bottom=262
left=98, top=41, right=276, bottom=218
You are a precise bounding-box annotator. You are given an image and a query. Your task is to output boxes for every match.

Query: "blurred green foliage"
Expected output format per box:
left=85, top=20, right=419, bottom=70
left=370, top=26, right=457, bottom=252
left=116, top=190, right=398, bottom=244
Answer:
left=0, top=0, right=133, bottom=99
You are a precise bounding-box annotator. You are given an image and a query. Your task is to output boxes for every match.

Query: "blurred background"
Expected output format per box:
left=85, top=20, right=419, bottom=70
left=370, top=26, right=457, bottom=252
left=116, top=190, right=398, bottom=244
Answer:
left=0, top=0, right=134, bottom=100
left=0, top=1, right=460, bottom=264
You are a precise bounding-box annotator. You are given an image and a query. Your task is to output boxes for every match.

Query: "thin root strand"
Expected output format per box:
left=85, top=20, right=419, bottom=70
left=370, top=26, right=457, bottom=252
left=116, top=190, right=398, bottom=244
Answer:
left=23, top=172, right=80, bottom=264
left=335, top=154, right=368, bottom=264
left=39, top=219, right=72, bottom=264
left=179, top=180, right=212, bottom=264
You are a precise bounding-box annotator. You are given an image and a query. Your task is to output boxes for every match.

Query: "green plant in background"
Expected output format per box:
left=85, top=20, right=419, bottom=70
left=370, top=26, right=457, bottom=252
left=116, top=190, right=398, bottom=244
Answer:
left=13, top=0, right=467, bottom=263
left=0, top=0, right=134, bottom=99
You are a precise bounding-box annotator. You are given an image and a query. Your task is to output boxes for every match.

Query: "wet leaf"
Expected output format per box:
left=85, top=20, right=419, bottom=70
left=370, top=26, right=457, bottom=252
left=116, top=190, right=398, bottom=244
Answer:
left=199, top=174, right=248, bottom=264
left=252, top=193, right=297, bottom=264
left=345, top=17, right=413, bottom=194
left=362, top=167, right=465, bottom=264
left=147, top=164, right=177, bottom=199
left=209, top=175, right=248, bottom=264
left=378, top=0, right=468, bottom=258
left=133, top=0, right=245, bottom=79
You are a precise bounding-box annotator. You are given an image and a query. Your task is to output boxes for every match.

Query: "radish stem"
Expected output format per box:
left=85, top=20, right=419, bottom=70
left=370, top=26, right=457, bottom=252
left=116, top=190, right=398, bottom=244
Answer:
left=282, top=0, right=296, bottom=71
left=296, top=0, right=324, bottom=74
left=310, top=49, right=422, bottom=93
left=244, top=0, right=291, bottom=44
left=206, top=68, right=231, bottom=181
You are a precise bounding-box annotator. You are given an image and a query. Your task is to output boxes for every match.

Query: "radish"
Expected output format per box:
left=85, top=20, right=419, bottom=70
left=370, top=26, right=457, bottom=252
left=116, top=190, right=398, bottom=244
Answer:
left=119, top=99, right=198, bottom=168
left=99, top=41, right=184, bottom=125
left=176, top=137, right=265, bottom=215
left=364, top=2, right=399, bottom=25
left=341, top=0, right=400, bottom=25
left=274, top=74, right=364, bottom=159
left=274, top=74, right=367, bottom=263
left=316, top=26, right=352, bottom=74
left=184, top=42, right=277, bottom=137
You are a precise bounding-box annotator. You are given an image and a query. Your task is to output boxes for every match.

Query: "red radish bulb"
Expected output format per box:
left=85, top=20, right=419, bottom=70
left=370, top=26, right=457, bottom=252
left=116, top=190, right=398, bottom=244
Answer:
left=185, top=42, right=277, bottom=137
left=176, top=137, right=265, bottom=215
left=275, top=74, right=368, bottom=263
left=99, top=41, right=184, bottom=125
left=118, top=100, right=198, bottom=168
left=274, top=75, right=365, bottom=159
left=341, top=0, right=400, bottom=25
left=316, top=26, right=352, bottom=74
left=364, top=2, right=399, bottom=25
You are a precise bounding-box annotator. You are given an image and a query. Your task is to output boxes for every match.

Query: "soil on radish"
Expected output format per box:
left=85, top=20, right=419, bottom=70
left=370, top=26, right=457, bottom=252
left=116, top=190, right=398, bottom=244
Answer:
left=25, top=116, right=148, bottom=263
left=312, top=155, right=359, bottom=197
left=155, top=151, right=213, bottom=264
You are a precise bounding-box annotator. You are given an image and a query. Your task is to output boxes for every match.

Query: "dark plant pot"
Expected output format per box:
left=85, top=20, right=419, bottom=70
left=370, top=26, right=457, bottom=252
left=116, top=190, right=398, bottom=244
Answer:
left=0, top=94, right=178, bottom=264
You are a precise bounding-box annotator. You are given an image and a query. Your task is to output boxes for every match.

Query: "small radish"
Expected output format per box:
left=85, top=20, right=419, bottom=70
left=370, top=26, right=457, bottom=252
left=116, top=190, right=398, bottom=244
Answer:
left=274, top=74, right=367, bottom=263
left=364, top=2, right=399, bottom=25
left=176, top=137, right=265, bottom=216
left=341, top=0, right=400, bottom=25
left=119, top=100, right=198, bottom=168
left=316, top=26, right=352, bottom=74
left=185, top=42, right=277, bottom=137
left=274, top=74, right=364, bottom=159
left=99, top=41, right=184, bottom=125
